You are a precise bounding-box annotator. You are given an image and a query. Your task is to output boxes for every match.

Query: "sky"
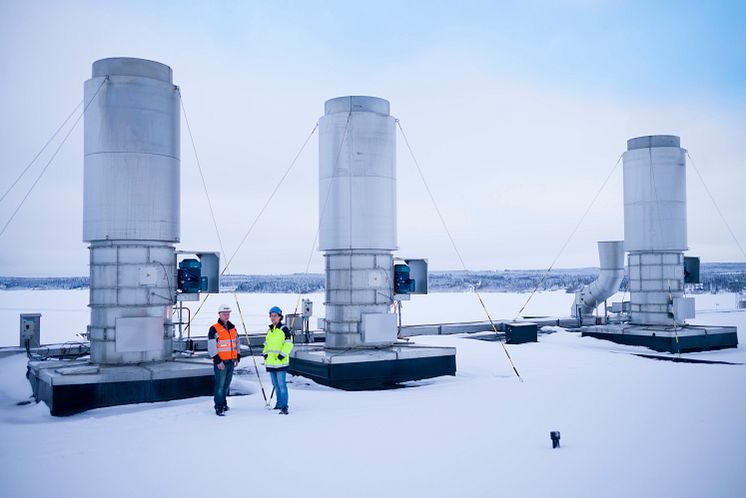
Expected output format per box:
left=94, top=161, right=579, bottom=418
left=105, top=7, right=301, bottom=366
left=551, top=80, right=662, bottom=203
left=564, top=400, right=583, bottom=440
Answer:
left=0, top=0, right=744, bottom=276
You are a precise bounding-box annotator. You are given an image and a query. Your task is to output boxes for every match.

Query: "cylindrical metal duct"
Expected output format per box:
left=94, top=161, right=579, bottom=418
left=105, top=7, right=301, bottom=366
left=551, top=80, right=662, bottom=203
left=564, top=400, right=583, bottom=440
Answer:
left=623, top=135, right=687, bottom=253
left=83, top=58, right=180, bottom=242
left=572, top=241, right=625, bottom=318
left=319, top=96, right=397, bottom=349
left=83, top=58, right=179, bottom=364
left=623, top=135, right=687, bottom=326
left=319, top=96, right=397, bottom=251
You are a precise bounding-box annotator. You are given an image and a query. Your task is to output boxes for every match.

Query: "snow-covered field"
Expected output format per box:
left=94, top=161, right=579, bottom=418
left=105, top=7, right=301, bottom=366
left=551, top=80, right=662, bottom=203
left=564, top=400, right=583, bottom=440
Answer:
left=0, top=291, right=744, bottom=498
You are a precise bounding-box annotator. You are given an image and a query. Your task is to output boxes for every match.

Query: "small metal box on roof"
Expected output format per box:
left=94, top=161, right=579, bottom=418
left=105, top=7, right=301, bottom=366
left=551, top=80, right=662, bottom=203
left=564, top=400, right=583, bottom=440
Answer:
left=505, top=322, right=538, bottom=344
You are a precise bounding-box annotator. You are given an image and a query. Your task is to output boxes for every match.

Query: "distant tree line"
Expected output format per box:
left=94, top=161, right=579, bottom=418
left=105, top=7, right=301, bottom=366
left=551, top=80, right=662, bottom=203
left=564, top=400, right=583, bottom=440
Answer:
left=224, top=274, right=325, bottom=293
left=0, top=276, right=89, bottom=290
left=1, top=263, right=744, bottom=293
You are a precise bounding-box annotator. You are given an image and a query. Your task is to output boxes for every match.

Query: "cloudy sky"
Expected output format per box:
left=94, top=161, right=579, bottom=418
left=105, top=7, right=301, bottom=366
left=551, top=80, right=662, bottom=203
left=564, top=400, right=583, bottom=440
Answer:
left=1, top=0, right=744, bottom=276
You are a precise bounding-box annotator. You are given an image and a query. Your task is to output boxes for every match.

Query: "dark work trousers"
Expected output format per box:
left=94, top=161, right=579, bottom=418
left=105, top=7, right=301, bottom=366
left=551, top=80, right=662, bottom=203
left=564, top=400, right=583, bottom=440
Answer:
left=213, top=360, right=235, bottom=410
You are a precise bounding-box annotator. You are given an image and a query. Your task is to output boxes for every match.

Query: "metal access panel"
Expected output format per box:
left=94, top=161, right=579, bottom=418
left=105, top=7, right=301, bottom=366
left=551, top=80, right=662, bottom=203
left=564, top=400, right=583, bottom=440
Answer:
left=361, top=313, right=398, bottom=344
left=405, top=259, right=428, bottom=294
left=20, top=313, right=41, bottom=348
left=285, top=314, right=304, bottom=332
left=115, top=317, right=164, bottom=352
left=196, top=252, right=220, bottom=292
left=672, top=297, right=696, bottom=321
left=138, top=266, right=158, bottom=286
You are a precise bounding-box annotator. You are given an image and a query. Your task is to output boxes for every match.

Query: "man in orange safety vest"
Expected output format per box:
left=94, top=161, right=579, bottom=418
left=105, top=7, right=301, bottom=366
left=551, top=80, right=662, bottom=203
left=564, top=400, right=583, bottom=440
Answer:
left=208, top=304, right=240, bottom=416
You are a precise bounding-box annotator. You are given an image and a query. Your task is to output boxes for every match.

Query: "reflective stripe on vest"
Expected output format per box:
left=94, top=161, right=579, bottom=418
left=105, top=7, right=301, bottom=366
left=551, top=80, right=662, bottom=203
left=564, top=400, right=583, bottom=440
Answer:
left=213, top=322, right=238, bottom=360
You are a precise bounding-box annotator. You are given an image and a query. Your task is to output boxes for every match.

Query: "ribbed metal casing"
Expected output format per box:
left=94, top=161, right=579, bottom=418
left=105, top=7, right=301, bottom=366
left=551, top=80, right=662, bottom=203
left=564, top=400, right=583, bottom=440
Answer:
left=627, top=252, right=684, bottom=325
left=88, top=241, right=176, bottom=363
left=83, top=57, right=180, bottom=243
left=319, top=96, right=397, bottom=251
left=83, top=58, right=179, bottom=364
left=623, top=135, right=687, bottom=326
left=324, top=251, right=394, bottom=348
left=319, top=96, right=397, bottom=349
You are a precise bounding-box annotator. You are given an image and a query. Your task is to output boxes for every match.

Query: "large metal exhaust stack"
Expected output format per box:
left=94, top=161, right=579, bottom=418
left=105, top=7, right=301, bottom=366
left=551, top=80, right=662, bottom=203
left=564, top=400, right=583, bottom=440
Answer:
left=581, top=135, right=738, bottom=352
left=27, top=58, right=217, bottom=415
left=84, top=58, right=180, bottom=364
left=318, top=96, right=398, bottom=349
left=623, top=135, right=687, bottom=326
left=289, top=96, right=456, bottom=389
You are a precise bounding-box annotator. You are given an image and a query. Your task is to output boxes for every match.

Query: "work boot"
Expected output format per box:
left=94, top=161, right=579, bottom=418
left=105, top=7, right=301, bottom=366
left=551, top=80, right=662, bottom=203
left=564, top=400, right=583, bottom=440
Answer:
left=223, top=405, right=230, bottom=412
left=279, top=407, right=288, bottom=415
left=272, top=405, right=281, bottom=410
left=215, top=408, right=224, bottom=416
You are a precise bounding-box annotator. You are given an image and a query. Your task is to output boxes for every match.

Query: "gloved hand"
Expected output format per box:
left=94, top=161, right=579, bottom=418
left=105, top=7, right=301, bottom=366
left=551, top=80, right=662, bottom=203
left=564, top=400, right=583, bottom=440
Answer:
left=278, top=354, right=285, bottom=361
left=263, top=354, right=268, bottom=360
left=235, top=355, right=241, bottom=365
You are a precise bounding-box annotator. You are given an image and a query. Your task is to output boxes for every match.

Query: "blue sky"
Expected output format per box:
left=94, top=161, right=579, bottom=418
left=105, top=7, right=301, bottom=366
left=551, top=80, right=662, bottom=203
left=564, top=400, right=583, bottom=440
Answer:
left=187, top=0, right=746, bottom=102
left=1, top=0, right=744, bottom=275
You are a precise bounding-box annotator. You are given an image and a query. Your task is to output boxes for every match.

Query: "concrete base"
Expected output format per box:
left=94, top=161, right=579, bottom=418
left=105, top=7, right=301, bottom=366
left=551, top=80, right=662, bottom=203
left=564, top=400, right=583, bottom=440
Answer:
left=27, top=358, right=214, bottom=416
left=582, top=323, right=738, bottom=353
left=289, top=344, right=456, bottom=390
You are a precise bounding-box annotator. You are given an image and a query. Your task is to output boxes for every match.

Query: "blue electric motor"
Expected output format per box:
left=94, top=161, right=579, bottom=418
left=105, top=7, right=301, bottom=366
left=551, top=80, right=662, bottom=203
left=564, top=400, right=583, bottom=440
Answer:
left=394, top=264, right=416, bottom=294
left=178, top=259, right=208, bottom=293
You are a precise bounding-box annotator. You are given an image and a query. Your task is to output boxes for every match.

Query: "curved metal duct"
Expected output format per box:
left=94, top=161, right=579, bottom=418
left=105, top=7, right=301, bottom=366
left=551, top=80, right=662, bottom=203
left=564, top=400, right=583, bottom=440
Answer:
left=572, top=241, right=625, bottom=318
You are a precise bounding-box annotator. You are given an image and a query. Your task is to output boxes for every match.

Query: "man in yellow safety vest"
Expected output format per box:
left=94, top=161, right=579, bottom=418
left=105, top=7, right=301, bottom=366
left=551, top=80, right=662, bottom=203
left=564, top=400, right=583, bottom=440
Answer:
left=263, top=306, right=293, bottom=414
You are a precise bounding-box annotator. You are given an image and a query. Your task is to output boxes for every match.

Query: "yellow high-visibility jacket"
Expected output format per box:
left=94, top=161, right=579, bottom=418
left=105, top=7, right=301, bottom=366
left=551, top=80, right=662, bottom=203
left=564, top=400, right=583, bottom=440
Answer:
left=263, top=323, right=293, bottom=370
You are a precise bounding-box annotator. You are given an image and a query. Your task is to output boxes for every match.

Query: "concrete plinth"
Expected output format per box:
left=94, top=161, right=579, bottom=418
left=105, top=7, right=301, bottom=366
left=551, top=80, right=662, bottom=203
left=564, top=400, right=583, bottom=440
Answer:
left=28, top=358, right=214, bottom=416
left=582, top=323, right=738, bottom=353
left=289, top=344, right=456, bottom=390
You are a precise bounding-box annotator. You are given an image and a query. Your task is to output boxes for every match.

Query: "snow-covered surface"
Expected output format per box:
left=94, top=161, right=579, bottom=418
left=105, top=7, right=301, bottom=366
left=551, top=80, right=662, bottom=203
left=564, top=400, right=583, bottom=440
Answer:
left=1, top=291, right=744, bottom=497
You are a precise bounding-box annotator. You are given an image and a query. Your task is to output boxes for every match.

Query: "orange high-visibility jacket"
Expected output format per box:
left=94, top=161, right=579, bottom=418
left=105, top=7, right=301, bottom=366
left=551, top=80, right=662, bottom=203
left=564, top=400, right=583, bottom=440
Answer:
left=211, top=321, right=238, bottom=361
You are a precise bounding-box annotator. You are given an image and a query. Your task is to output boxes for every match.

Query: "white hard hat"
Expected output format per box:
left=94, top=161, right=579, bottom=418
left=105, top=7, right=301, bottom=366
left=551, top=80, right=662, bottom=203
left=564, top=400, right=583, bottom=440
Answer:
left=218, top=304, right=232, bottom=313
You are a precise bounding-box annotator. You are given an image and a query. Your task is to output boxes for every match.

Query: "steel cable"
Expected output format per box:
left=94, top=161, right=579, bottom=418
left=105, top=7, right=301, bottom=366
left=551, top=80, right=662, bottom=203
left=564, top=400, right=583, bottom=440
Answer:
left=512, top=154, right=623, bottom=322
left=687, top=151, right=746, bottom=262
left=0, top=77, right=108, bottom=239
left=397, top=120, right=523, bottom=381
left=0, top=99, right=83, bottom=205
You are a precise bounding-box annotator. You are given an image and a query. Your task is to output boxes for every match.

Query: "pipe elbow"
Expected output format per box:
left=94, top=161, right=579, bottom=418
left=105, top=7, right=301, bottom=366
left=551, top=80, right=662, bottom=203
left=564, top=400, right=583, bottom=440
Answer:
left=573, top=269, right=624, bottom=317
left=571, top=241, right=625, bottom=318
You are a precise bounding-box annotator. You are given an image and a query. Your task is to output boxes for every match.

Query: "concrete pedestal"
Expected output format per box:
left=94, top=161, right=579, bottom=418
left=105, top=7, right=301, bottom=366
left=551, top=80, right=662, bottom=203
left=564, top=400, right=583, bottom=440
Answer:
left=289, top=344, right=456, bottom=390
left=581, top=323, right=738, bottom=353
left=28, top=358, right=214, bottom=416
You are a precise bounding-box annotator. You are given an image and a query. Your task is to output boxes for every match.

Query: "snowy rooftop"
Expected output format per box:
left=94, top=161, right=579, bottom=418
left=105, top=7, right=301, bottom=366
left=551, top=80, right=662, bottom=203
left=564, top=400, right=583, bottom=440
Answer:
left=1, top=291, right=744, bottom=498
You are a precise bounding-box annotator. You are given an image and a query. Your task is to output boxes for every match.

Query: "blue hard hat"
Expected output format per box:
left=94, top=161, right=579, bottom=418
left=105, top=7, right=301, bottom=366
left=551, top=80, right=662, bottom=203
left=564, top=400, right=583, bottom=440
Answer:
left=269, top=306, right=283, bottom=315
